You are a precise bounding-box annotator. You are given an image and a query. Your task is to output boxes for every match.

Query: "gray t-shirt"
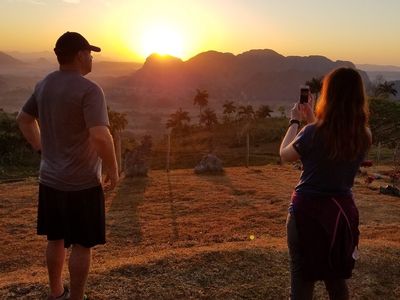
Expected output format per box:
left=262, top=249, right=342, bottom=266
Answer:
left=22, top=70, right=109, bottom=191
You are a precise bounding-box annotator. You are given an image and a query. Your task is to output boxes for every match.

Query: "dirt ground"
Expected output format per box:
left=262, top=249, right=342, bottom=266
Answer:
left=0, top=165, right=399, bottom=299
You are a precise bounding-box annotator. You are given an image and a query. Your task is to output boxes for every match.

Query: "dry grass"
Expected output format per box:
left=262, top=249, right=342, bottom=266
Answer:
left=0, top=165, right=399, bottom=299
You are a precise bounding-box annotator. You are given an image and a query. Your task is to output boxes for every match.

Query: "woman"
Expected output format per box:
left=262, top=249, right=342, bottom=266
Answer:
left=280, top=67, right=371, bottom=300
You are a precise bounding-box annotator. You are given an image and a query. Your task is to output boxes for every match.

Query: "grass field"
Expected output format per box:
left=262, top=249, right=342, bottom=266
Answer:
left=0, top=165, right=399, bottom=299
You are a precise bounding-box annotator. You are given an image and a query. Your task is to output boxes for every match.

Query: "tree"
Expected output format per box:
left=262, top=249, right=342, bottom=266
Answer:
left=107, top=107, right=128, bottom=172
left=200, top=107, right=219, bottom=129
left=255, top=105, right=273, bottom=119
left=222, top=100, right=236, bottom=123
left=0, top=111, right=38, bottom=166
left=193, top=89, right=209, bottom=119
left=237, top=105, right=255, bottom=121
left=277, top=105, right=287, bottom=118
left=305, top=77, right=323, bottom=100
left=369, top=98, right=400, bottom=147
left=107, top=106, right=128, bottom=136
left=236, top=105, right=255, bottom=168
left=166, top=108, right=191, bottom=133
left=374, top=81, right=398, bottom=99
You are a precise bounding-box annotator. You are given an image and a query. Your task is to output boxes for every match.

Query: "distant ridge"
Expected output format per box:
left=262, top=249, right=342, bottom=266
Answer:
left=0, top=51, right=25, bottom=66
left=356, top=64, right=400, bottom=81
left=356, top=64, right=400, bottom=72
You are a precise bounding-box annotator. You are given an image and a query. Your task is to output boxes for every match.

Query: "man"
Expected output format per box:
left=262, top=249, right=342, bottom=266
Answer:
left=17, top=32, right=119, bottom=300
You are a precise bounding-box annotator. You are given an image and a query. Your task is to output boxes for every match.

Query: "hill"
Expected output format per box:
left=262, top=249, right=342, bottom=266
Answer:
left=115, top=49, right=371, bottom=110
left=0, top=51, right=25, bottom=66
left=0, top=48, right=372, bottom=113
left=0, top=165, right=399, bottom=299
left=356, top=64, right=400, bottom=72
left=357, top=64, right=400, bottom=82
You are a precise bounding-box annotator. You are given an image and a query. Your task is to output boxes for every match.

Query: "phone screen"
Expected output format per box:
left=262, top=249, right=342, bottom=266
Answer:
left=300, top=88, right=309, bottom=104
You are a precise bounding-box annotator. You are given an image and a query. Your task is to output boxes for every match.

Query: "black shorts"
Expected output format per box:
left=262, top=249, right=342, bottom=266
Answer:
left=37, top=183, right=106, bottom=248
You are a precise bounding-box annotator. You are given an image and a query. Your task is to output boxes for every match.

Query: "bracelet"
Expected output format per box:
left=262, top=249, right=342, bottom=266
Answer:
left=288, top=119, right=300, bottom=128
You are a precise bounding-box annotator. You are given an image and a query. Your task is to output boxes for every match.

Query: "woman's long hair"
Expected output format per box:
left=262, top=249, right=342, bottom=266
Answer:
left=315, top=67, right=371, bottom=161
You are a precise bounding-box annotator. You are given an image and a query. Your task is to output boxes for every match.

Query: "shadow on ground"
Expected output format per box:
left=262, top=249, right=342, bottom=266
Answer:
left=107, top=177, right=149, bottom=245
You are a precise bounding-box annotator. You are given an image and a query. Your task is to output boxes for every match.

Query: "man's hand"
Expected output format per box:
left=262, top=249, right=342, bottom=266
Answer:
left=89, top=126, right=119, bottom=191
left=103, top=168, right=119, bottom=191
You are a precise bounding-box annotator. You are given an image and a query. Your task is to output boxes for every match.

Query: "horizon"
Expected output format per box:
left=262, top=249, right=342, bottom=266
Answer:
left=1, top=0, right=400, bottom=66
left=3, top=49, right=400, bottom=70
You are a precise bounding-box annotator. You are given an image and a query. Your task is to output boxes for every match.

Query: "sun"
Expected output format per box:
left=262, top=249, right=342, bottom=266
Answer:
left=140, top=25, right=184, bottom=59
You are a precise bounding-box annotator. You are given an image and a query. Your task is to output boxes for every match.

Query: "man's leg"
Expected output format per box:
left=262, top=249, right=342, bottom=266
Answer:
left=68, top=244, right=91, bottom=300
left=47, top=240, right=66, bottom=297
left=324, top=279, right=349, bottom=300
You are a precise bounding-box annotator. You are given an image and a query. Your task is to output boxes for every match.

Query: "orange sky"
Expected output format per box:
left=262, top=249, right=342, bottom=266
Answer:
left=1, top=0, right=400, bottom=65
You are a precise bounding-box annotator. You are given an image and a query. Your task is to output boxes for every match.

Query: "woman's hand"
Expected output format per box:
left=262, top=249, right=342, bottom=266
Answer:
left=299, top=94, right=316, bottom=124
left=290, top=103, right=301, bottom=121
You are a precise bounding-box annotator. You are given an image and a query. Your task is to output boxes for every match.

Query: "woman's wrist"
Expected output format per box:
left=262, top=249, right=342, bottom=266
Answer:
left=288, top=119, right=300, bottom=128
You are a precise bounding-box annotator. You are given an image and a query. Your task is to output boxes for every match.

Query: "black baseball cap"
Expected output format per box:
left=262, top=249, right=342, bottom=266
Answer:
left=54, top=32, right=101, bottom=55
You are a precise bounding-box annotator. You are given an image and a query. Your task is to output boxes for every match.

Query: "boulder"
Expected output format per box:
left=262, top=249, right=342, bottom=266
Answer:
left=194, top=154, right=224, bottom=174
left=124, top=150, right=149, bottom=177
left=379, top=185, right=400, bottom=197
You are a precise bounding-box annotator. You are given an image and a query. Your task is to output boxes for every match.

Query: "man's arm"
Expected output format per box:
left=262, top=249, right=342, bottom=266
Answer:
left=89, top=126, right=119, bottom=190
left=16, top=111, right=41, bottom=152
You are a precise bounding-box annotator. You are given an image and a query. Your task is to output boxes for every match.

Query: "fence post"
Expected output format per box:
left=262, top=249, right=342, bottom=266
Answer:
left=166, top=131, right=171, bottom=172
left=377, top=142, right=381, bottom=164
left=246, top=131, right=249, bottom=168
left=394, top=142, right=400, bottom=164
left=115, top=131, right=122, bottom=173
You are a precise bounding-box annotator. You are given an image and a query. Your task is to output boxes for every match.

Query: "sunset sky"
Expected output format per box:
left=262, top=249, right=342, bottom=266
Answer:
left=1, top=0, right=399, bottom=65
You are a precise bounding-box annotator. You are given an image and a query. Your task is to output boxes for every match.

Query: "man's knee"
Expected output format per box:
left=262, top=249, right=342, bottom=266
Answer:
left=47, top=239, right=65, bottom=250
left=71, top=244, right=92, bottom=254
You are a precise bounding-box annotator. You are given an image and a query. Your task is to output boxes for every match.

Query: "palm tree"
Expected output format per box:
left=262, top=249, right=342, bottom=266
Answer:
left=200, top=107, right=219, bottom=129
left=107, top=106, right=128, bottom=136
left=255, top=105, right=273, bottom=119
left=107, top=106, right=128, bottom=172
left=222, top=100, right=236, bottom=123
left=277, top=105, right=287, bottom=118
left=166, top=108, right=191, bottom=132
left=374, top=81, right=398, bottom=99
left=305, top=77, right=323, bottom=100
left=193, top=89, right=209, bottom=119
left=237, top=105, right=255, bottom=121
left=236, top=105, right=255, bottom=168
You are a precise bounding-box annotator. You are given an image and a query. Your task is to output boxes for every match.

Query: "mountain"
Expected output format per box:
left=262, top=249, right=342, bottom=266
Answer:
left=0, top=52, right=25, bottom=66
left=118, top=49, right=370, bottom=109
left=7, top=51, right=54, bottom=63
left=356, top=64, right=400, bottom=72
left=0, top=76, right=7, bottom=91
left=356, top=64, right=400, bottom=82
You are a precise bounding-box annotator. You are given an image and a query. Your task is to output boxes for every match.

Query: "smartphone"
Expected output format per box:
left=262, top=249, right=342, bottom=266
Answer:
left=299, top=86, right=310, bottom=104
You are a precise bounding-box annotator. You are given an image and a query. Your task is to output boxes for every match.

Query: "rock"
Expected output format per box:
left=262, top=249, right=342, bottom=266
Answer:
left=124, top=151, right=149, bottom=177
left=194, top=153, right=224, bottom=174
left=379, top=185, right=400, bottom=197
left=124, top=135, right=152, bottom=177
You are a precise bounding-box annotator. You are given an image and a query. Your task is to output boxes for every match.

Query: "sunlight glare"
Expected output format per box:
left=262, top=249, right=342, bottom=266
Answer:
left=140, top=25, right=184, bottom=59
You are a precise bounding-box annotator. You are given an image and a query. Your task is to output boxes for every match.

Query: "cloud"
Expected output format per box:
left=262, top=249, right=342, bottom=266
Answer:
left=8, top=0, right=46, bottom=5
left=62, top=0, right=80, bottom=3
